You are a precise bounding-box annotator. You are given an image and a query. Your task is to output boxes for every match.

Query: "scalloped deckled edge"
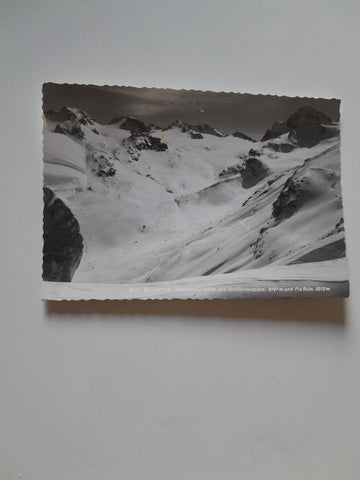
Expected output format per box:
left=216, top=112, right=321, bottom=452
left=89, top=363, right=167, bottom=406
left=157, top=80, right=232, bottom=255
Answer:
left=42, top=82, right=341, bottom=102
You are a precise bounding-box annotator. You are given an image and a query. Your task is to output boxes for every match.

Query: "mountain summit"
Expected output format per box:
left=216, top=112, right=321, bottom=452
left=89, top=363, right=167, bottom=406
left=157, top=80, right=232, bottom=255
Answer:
left=45, top=106, right=96, bottom=125
left=164, top=121, right=224, bottom=137
left=108, top=116, right=150, bottom=134
left=286, top=105, right=332, bottom=129
left=262, top=105, right=337, bottom=147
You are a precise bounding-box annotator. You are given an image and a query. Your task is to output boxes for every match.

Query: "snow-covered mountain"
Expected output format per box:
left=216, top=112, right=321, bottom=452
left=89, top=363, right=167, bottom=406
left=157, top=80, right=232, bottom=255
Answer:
left=42, top=104, right=348, bottom=296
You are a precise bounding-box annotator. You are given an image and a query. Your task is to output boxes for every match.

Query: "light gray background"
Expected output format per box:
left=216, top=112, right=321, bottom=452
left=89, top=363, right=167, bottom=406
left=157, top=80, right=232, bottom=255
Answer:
left=0, top=1, right=359, bottom=478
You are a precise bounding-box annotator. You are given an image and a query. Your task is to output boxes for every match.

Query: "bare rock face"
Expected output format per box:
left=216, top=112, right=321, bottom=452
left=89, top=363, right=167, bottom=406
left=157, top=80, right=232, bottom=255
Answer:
left=124, top=133, right=168, bottom=152
left=43, top=187, right=83, bottom=282
left=190, top=131, right=204, bottom=139
left=261, top=106, right=337, bottom=148
left=286, top=106, right=336, bottom=148
left=91, top=152, right=117, bottom=177
left=163, top=120, right=190, bottom=133
left=272, top=176, right=317, bottom=221
left=54, top=121, right=85, bottom=140
left=48, top=107, right=97, bottom=140
left=248, top=148, right=261, bottom=156
left=190, top=124, right=223, bottom=137
left=219, top=164, right=242, bottom=179
left=108, top=116, right=150, bottom=134
left=45, top=106, right=96, bottom=125
left=266, top=142, right=294, bottom=153
left=163, top=121, right=223, bottom=137
left=286, top=105, right=332, bottom=129
left=232, top=131, right=255, bottom=142
left=261, top=121, right=289, bottom=142
left=240, top=157, right=269, bottom=188
left=288, top=124, right=336, bottom=148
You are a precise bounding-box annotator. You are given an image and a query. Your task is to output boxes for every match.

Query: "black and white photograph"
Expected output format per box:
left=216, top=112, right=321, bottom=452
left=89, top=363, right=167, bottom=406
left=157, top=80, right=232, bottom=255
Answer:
left=42, top=83, right=349, bottom=300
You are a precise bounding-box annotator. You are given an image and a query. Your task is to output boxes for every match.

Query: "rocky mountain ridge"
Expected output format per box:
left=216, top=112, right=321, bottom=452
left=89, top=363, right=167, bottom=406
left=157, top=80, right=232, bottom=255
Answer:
left=261, top=105, right=338, bottom=148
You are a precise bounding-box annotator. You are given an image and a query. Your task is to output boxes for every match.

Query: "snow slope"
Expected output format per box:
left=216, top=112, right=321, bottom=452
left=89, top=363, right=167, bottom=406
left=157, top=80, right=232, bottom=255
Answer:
left=43, top=258, right=348, bottom=300
left=42, top=108, right=348, bottom=294
left=43, top=130, right=87, bottom=189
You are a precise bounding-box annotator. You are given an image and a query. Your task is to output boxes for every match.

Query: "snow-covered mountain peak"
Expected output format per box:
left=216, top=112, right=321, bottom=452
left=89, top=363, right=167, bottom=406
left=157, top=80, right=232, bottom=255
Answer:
left=163, top=120, right=224, bottom=138
left=163, top=120, right=190, bottom=132
left=45, top=106, right=96, bottom=126
left=286, top=105, right=332, bottom=129
left=107, top=116, right=150, bottom=134
left=261, top=106, right=338, bottom=148
left=261, top=121, right=289, bottom=142
left=190, top=123, right=224, bottom=137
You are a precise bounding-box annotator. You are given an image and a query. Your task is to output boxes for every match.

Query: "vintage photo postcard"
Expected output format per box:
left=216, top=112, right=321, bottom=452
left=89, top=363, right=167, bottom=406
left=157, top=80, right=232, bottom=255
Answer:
left=42, top=84, right=349, bottom=300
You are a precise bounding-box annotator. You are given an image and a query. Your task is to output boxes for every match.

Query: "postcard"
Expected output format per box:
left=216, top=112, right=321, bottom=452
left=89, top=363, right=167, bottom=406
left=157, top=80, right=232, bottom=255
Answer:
left=42, top=84, right=348, bottom=300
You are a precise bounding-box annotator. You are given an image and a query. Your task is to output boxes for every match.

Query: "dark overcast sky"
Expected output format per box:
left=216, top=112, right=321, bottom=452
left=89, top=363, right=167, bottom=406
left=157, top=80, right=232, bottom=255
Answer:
left=43, top=83, right=340, bottom=140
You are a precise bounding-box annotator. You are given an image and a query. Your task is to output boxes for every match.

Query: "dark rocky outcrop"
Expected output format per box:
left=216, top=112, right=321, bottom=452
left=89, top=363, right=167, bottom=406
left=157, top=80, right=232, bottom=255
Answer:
left=48, top=107, right=99, bottom=140
left=163, top=120, right=190, bottom=133
left=190, top=124, right=223, bottom=137
left=219, top=156, right=269, bottom=186
left=266, top=142, right=294, bottom=153
left=288, top=124, right=337, bottom=148
left=286, top=105, right=336, bottom=147
left=55, top=121, right=85, bottom=140
left=190, top=131, right=204, bottom=139
left=261, top=105, right=338, bottom=148
left=124, top=133, right=168, bottom=151
left=286, top=105, right=332, bottom=130
left=250, top=230, right=267, bottom=259
left=45, top=106, right=96, bottom=125
left=43, top=187, right=83, bottom=282
left=240, top=157, right=269, bottom=188
left=248, top=148, right=261, bottom=156
left=272, top=176, right=317, bottom=221
left=332, top=217, right=344, bottom=234
left=261, top=121, right=289, bottom=142
left=232, top=131, right=255, bottom=142
left=97, top=166, right=116, bottom=177
left=108, top=116, right=150, bottom=134
left=91, top=152, right=117, bottom=177
left=163, top=120, right=223, bottom=137
left=219, top=164, right=242, bottom=178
